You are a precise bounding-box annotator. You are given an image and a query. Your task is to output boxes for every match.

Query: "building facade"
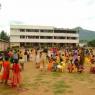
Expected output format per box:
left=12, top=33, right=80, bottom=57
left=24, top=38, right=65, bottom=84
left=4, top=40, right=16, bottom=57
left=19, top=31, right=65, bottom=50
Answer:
left=10, top=25, right=79, bottom=48
left=0, top=39, right=9, bottom=51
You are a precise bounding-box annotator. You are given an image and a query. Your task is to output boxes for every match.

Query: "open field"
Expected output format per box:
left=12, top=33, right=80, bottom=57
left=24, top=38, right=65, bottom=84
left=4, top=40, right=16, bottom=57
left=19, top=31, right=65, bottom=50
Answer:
left=0, top=62, right=95, bottom=95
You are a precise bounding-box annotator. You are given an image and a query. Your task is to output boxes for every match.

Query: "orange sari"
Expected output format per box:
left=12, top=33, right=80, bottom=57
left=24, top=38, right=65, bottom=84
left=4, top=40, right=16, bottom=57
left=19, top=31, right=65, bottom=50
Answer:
left=12, top=63, right=21, bottom=86
left=2, top=61, right=10, bottom=81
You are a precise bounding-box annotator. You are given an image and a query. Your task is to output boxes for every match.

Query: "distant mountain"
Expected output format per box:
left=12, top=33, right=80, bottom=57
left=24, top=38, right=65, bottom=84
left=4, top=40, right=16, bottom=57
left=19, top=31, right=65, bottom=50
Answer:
left=74, top=27, right=95, bottom=42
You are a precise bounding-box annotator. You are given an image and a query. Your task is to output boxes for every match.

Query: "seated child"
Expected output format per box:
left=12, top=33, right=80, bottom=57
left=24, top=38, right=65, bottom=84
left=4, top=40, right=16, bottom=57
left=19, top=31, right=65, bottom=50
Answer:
left=78, top=64, right=84, bottom=73
left=68, top=60, right=74, bottom=73
left=52, top=59, right=58, bottom=72
left=90, top=61, right=95, bottom=74
left=91, top=55, right=95, bottom=64
left=57, top=59, right=66, bottom=72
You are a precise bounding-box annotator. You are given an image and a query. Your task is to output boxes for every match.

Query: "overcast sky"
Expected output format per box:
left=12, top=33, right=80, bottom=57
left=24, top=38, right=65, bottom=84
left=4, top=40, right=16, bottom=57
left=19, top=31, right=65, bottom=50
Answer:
left=0, top=0, right=95, bottom=33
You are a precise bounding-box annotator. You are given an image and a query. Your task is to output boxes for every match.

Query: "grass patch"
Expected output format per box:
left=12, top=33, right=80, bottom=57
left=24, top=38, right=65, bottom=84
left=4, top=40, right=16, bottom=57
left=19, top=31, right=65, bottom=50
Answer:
left=51, top=72, right=62, bottom=77
left=31, top=82, right=40, bottom=89
left=33, top=74, right=43, bottom=83
left=40, top=80, right=50, bottom=84
left=70, top=73, right=90, bottom=81
left=22, top=82, right=33, bottom=88
left=52, top=80, right=71, bottom=95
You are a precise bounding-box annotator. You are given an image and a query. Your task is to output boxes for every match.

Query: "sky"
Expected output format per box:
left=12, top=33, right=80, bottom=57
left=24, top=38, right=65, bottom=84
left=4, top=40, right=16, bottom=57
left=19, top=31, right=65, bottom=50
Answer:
left=0, top=0, right=95, bottom=33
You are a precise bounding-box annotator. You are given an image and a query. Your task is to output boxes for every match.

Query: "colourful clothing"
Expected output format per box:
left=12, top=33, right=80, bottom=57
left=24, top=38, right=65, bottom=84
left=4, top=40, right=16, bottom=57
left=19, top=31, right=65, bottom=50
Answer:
left=12, top=63, right=21, bottom=86
left=2, top=61, right=10, bottom=80
left=48, top=61, right=53, bottom=71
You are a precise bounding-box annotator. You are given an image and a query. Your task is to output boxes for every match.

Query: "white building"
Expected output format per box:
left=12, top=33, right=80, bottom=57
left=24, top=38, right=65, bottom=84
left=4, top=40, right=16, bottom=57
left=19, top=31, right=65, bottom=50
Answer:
left=10, top=25, right=79, bottom=48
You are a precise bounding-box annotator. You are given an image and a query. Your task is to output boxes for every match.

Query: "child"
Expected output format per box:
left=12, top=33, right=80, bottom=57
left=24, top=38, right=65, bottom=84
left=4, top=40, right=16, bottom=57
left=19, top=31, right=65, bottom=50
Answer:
left=68, top=60, right=74, bottom=73
left=11, top=59, right=22, bottom=87
left=57, top=59, right=66, bottom=72
left=40, top=51, right=48, bottom=72
left=48, top=58, right=53, bottom=71
left=90, top=63, right=95, bottom=74
left=52, top=59, right=58, bottom=72
left=35, top=51, right=41, bottom=69
left=19, top=51, right=24, bottom=70
left=2, top=56, right=10, bottom=85
left=61, top=60, right=66, bottom=72
left=68, top=54, right=74, bottom=73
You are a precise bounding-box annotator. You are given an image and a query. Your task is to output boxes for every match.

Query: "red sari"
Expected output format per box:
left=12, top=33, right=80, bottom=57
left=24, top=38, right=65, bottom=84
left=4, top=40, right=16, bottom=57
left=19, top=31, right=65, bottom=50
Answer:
left=12, top=63, right=21, bottom=86
left=2, top=61, right=10, bottom=81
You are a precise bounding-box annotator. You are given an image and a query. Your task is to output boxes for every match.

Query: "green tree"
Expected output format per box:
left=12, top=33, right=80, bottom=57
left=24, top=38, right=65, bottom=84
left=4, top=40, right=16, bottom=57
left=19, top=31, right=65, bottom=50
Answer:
left=0, top=30, right=9, bottom=41
left=88, top=40, right=95, bottom=47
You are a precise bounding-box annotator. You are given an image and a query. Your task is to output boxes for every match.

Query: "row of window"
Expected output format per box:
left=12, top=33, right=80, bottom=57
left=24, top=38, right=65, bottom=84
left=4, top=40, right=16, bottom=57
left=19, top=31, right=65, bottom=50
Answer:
left=20, top=36, right=77, bottom=39
left=19, top=29, right=77, bottom=33
left=20, top=29, right=53, bottom=33
left=54, top=30, right=77, bottom=33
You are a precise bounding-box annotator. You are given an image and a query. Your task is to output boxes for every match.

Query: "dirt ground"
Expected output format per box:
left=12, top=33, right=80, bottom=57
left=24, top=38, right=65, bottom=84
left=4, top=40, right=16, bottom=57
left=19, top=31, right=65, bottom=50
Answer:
left=0, top=62, right=95, bottom=95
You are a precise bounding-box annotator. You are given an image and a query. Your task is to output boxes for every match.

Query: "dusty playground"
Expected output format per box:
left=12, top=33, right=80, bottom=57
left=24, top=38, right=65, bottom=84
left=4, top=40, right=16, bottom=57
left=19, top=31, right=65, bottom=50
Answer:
left=0, top=61, right=95, bottom=95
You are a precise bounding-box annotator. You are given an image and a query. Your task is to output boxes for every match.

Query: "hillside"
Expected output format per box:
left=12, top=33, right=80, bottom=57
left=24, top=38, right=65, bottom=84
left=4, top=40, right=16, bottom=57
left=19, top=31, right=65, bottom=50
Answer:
left=75, top=27, right=95, bottom=42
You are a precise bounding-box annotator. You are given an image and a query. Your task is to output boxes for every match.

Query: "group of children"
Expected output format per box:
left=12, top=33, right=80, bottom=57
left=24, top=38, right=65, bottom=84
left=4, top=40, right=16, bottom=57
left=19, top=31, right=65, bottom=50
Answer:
left=34, top=47, right=95, bottom=73
left=0, top=46, right=95, bottom=88
left=0, top=50, right=22, bottom=87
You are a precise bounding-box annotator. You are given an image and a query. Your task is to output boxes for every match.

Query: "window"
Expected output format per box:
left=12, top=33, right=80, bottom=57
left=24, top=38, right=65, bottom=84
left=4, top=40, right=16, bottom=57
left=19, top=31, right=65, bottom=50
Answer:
left=31, top=29, right=39, bottom=32
left=26, top=36, right=39, bottom=39
left=40, top=36, right=53, bottom=39
left=20, top=35, right=25, bottom=39
left=67, top=37, right=71, bottom=39
left=54, top=30, right=67, bottom=33
left=54, top=36, right=66, bottom=39
left=26, top=29, right=31, bottom=32
left=54, top=30, right=77, bottom=33
left=20, top=29, right=25, bottom=32
left=71, top=37, right=77, bottom=39
left=40, top=30, right=53, bottom=33
left=67, top=37, right=77, bottom=39
left=66, top=30, right=76, bottom=33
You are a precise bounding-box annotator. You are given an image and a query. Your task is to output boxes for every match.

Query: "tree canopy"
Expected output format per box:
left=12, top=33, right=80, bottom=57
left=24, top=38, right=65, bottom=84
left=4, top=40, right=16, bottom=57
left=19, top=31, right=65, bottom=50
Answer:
left=88, top=40, right=95, bottom=47
left=0, top=30, right=9, bottom=41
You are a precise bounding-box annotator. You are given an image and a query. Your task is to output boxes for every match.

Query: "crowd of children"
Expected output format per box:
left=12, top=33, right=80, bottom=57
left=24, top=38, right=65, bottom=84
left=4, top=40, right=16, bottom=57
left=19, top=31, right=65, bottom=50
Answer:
left=34, top=47, right=95, bottom=73
left=0, top=49, right=22, bottom=87
left=18, top=46, right=95, bottom=74
left=0, top=46, right=95, bottom=88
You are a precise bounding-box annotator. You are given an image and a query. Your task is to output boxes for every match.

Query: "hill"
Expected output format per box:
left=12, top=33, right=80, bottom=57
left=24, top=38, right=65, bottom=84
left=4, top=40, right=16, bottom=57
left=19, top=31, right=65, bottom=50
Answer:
left=75, top=27, right=95, bottom=42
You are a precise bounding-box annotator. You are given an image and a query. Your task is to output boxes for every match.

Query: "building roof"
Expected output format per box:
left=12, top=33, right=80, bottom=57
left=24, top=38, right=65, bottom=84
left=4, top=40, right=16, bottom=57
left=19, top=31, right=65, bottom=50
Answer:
left=10, top=24, right=55, bottom=30
left=0, top=39, right=9, bottom=43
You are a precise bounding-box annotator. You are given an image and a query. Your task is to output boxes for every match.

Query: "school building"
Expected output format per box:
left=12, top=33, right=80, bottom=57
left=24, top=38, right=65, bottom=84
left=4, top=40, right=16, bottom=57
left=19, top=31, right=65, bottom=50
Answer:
left=0, top=39, right=9, bottom=51
left=10, top=25, right=79, bottom=48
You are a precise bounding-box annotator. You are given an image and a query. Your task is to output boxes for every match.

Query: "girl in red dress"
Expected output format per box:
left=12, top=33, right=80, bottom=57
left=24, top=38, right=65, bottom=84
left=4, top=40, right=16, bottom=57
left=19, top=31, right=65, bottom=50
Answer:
left=11, top=59, right=21, bottom=87
left=2, top=56, right=10, bottom=85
